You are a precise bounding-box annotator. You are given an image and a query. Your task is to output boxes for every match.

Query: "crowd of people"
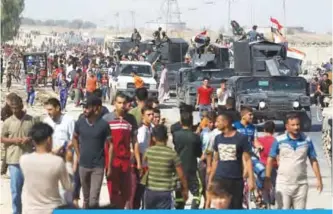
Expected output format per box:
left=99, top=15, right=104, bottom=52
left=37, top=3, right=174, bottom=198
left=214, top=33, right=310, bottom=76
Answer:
left=1, top=79, right=325, bottom=213
left=0, top=28, right=329, bottom=213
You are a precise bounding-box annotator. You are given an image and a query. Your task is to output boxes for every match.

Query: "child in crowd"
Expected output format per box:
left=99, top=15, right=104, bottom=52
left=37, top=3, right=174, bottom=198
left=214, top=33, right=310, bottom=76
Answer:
left=207, top=180, right=232, bottom=209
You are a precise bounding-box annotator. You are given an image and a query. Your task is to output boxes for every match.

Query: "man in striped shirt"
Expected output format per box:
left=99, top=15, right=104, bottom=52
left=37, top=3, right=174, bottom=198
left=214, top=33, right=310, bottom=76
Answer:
left=143, top=125, right=188, bottom=209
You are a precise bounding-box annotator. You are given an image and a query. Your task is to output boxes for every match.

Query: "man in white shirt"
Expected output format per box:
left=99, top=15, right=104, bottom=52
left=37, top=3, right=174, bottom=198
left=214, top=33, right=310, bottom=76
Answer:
left=43, top=98, right=75, bottom=204
left=135, top=106, right=154, bottom=206
left=20, top=123, right=73, bottom=214
left=216, top=79, right=230, bottom=110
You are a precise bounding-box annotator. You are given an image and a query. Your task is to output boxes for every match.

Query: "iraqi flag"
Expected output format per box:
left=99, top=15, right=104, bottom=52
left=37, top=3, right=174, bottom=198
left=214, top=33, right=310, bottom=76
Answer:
left=270, top=17, right=283, bottom=31
left=287, top=47, right=306, bottom=60
left=194, top=30, right=208, bottom=45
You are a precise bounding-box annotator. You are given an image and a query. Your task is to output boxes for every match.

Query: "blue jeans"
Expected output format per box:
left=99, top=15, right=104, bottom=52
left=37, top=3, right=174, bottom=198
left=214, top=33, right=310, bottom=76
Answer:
left=26, top=91, right=35, bottom=105
left=198, top=104, right=212, bottom=118
left=8, top=164, right=24, bottom=214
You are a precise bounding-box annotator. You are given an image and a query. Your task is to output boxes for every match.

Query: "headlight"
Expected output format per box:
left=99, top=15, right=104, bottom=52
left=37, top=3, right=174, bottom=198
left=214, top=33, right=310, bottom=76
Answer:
left=259, top=101, right=266, bottom=109
left=293, top=101, right=300, bottom=108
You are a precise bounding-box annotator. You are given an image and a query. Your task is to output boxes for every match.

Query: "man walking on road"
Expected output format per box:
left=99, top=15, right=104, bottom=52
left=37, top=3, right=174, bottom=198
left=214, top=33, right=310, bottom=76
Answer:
left=129, top=87, right=148, bottom=126
left=72, top=95, right=112, bottom=208
left=173, top=112, right=202, bottom=209
left=20, top=123, right=73, bottom=214
left=265, top=114, right=323, bottom=209
left=196, top=77, right=214, bottom=118
left=207, top=113, right=255, bottom=209
left=1, top=96, right=36, bottom=214
left=43, top=98, right=75, bottom=204
left=144, top=125, right=188, bottom=209
left=102, top=93, right=139, bottom=209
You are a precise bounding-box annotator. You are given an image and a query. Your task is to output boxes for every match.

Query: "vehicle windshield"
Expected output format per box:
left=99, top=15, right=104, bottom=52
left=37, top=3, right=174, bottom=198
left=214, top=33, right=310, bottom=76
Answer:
left=119, top=64, right=152, bottom=77
left=237, top=78, right=306, bottom=92
left=187, top=71, right=209, bottom=82
left=186, top=70, right=232, bottom=82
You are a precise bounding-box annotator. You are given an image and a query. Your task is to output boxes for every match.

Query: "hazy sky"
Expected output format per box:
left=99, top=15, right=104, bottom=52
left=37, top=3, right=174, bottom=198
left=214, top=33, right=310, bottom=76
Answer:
left=23, top=0, right=332, bottom=33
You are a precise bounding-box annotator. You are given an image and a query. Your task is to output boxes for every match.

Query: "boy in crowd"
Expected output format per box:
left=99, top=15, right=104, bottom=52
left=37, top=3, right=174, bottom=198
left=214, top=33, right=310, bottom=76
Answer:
left=143, top=125, right=188, bottom=209
left=207, top=180, right=232, bottom=209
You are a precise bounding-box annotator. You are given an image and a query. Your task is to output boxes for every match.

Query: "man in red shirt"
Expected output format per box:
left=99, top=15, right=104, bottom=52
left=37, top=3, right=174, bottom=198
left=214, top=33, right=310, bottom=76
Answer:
left=102, top=92, right=139, bottom=209
left=196, top=77, right=215, bottom=118
left=257, top=120, right=277, bottom=203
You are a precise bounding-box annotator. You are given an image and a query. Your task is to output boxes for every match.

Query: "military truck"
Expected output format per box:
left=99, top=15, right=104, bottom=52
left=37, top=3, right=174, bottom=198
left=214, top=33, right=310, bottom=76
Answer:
left=104, top=37, right=154, bottom=56
left=147, top=38, right=190, bottom=94
left=188, top=43, right=230, bottom=69
left=233, top=40, right=298, bottom=77
left=176, top=67, right=235, bottom=106
left=226, top=75, right=312, bottom=131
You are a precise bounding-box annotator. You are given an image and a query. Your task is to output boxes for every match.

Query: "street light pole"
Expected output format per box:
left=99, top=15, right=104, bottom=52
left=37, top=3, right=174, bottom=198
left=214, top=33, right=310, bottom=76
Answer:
left=283, top=0, right=287, bottom=36
left=227, top=0, right=235, bottom=32
left=228, top=0, right=231, bottom=31
left=130, top=11, right=135, bottom=29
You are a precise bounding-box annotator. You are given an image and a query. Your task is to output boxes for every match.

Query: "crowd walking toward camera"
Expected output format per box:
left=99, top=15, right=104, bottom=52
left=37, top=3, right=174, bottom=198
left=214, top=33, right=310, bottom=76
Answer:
left=1, top=84, right=325, bottom=212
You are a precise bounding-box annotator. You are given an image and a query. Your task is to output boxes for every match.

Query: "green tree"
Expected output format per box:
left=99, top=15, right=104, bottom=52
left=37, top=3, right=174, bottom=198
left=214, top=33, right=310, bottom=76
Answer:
left=1, top=0, right=25, bottom=42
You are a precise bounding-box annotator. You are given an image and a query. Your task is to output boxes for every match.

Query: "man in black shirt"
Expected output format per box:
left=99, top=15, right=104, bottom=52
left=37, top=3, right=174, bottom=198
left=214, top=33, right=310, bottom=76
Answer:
left=207, top=112, right=255, bottom=209
left=72, top=95, right=112, bottom=208
left=316, top=73, right=332, bottom=107
left=170, top=103, right=194, bottom=137
left=173, top=112, right=202, bottom=209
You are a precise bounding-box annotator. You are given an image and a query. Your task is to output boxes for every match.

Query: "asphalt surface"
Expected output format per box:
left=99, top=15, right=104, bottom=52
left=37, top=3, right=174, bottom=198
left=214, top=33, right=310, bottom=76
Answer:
left=0, top=93, right=332, bottom=211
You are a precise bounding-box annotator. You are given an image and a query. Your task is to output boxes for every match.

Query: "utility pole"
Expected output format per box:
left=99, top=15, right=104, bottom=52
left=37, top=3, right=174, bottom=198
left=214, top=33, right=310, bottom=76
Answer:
left=115, top=12, right=119, bottom=35
left=283, top=0, right=287, bottom=37
left=250, top=0, right=254, bottom=26
left=227, top=0, right=235, bottom=32
left=130, top=11, right=135, bottom=29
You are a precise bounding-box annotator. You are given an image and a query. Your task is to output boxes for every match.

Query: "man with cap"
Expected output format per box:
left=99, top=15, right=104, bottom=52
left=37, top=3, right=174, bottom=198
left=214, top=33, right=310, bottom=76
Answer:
left=72, top=95, right=112, bottom=208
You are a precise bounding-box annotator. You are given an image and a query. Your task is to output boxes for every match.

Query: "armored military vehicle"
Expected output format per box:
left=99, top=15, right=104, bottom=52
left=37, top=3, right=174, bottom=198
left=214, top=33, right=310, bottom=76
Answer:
left=188, top=43, right=230, bottom=69
left=147, top=38, right=190, bottom=94
left=233, top=40, right=298, bottom=77
left=104, top=37, right=154, bottom=56
left=176, top=67, right=235, bottom=106
left=226, top=75, right=312, bottom=131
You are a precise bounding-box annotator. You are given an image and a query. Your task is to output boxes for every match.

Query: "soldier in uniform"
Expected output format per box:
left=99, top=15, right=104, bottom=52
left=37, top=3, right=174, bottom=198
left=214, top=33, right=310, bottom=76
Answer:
left=131, top=28, right=142, bottom=45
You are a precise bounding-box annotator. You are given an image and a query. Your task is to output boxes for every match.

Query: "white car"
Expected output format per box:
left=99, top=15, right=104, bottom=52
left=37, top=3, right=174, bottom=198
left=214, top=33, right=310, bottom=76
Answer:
left=113, top=61, right=158, bottom=98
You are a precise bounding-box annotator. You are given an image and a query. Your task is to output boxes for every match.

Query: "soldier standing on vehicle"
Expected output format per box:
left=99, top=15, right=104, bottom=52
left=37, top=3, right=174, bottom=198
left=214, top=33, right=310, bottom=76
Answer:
left=131, top=29, right=142, bottom=45
left=265, top=114, right=323, bottom=209
left=161, top=31, right=170, bottom=43
left=153, top=27, right=162, bottom=43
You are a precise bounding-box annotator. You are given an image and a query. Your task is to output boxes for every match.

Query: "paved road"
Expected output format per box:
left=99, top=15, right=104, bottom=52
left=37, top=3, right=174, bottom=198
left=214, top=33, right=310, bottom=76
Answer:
left=0, top=96, right=332, bottom=211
